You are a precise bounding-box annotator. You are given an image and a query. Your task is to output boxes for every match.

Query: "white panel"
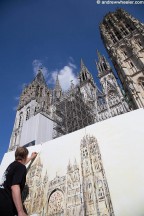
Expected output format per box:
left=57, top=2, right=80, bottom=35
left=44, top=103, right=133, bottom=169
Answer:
left=20, top=113, right=54, bottom=147
left=86, top=108, right=144, bottom=216
left=36, top=114, right=54, bottom=144
left=20, top=114, right=39, bottom=146
left=1, top=109, right=144, bottom=216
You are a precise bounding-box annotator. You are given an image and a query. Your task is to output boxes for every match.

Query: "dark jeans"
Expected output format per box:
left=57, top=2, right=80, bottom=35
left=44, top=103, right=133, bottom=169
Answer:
left=0, top=188, right=17, bottom=216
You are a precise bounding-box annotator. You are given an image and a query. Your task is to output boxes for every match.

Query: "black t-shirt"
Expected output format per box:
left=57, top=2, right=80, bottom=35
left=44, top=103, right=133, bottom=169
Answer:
left=0, top=161, right=26, bottom=215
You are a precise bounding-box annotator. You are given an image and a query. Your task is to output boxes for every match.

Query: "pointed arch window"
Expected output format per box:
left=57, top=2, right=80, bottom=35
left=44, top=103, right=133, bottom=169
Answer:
left=107, top=19, right=113, bottom=27
left=137, top=39, right=143, bottom=48
left=110, top=33, right=117, bottom=44
left=34, top=107, right=37, bottom=115
left=103, top=62, right=107, bottom=70
left=123, top=50, right=127, bottom=58
left=14, top=132, right=17, bottom=145
left=98, top=187, right=105, bottom=199
left=108, top=91, right=118, bottom=106
left=88, top=182, right=92, bottom=189
left=115, top=13, right=122, bottom=20
left=36, top=85, right=39, bottom=97
left=82, top=73, right=85, bottom=81
left=129, top=60, right=137, bottom=73
left=98, top=64, right=103, bottom=74
left=115, top=31, right=122, bottom=40
left=18, top=112, right=23, bottom=127
left=120, top=26, right=129, bottom=36
left=125, top=23, right=134, bottom=32
left=26, top=107, right=30, bottom=120
left=130, top=61, right=134, bottom=67
left=105, top=24, right=109, bottom=31
left=89, top=193, right=92, bottom=200
left=138, top=77, right=144, bottom=90
left=40, top=87, right=43, bottom=97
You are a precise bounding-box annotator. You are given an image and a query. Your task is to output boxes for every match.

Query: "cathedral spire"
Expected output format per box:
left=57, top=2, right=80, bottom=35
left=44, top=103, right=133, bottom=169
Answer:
left=79, top=58, right=94, bottom=85
left=80, top=58, right=85, bottom=68
left=67, top=160, right=72, bottom=172
left=55, top=74, right=62, bottom=91
left=54, top=73, right=62, bottom=99
left=96, top=51, right=111, bottom=78
left=35, top=69, right=46, bottom=84
left=96, top=49, right=103, bottom=61
left=73, top=158, right=78, bottom=170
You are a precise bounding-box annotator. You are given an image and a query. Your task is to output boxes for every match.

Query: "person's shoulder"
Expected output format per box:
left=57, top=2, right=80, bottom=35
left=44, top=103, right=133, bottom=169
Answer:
left=16, top=161, right=26, bottom=167
left=12, top=161, right=26, bottom=170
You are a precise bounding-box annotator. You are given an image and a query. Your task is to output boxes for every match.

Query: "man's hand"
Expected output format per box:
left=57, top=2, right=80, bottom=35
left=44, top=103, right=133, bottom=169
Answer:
left=30, top=152, right=38, bottom=160
left=18, top=210, right=28, bottom=216
left=25, top=152, right=38, bottom=165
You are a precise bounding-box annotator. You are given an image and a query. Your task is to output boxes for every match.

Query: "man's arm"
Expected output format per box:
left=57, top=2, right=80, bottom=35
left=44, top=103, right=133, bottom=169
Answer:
left=11, top=185, right=27, bottom=216
left=25, top=152, right=38, bottom=165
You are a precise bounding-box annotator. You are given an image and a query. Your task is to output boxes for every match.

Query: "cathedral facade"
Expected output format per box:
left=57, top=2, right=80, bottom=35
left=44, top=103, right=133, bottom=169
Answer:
left=23, top=135, right=114, bottom=216
left=8, top=8, right=144, bottom=150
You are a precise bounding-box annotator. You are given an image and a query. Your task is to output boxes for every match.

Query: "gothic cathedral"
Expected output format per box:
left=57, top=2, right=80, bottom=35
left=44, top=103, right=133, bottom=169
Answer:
left=8, top=8, right=144, bottom=150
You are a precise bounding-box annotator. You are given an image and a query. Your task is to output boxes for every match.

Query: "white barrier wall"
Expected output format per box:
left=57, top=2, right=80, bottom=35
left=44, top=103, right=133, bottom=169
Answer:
left=20, top=113, right=54, bottom=146
left=0, top=109, right=144, bottom=216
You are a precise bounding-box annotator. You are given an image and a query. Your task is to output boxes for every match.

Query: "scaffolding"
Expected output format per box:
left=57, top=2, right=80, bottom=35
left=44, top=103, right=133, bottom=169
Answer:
left=53, top=86, right=95, bottom=138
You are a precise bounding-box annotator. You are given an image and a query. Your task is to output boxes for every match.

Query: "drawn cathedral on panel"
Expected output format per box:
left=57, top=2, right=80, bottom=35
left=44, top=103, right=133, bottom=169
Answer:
left=8, top=8, right=144, bottom=150
left=22, top=135, right=114, bottom=216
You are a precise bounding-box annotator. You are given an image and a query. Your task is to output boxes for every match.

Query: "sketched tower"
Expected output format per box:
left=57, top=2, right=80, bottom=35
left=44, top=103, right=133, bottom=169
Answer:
left=100, top=8, right=144, bottom=109
left=23, top=156, right=48, bottom=215
left=80, top=135, right=114, bottom=216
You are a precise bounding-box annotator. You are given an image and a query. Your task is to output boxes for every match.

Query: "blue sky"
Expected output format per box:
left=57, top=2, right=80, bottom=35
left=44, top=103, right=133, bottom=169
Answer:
left=0, top=0, right=143, bottom=163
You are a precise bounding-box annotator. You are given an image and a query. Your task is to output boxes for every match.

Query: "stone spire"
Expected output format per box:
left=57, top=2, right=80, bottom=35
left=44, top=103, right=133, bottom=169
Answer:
left=67, top=160, right=72, bottom=172
left=54, top=74, right=62, bottom=99
left=34, top=69, right=46, bottom=84
left=79, top=58, right=94, bottom=85
left=97, top=49, right=103, bottom=61
left=55, top=74, right=62, bottom=91
left=96, top=50, right=111, bottom=78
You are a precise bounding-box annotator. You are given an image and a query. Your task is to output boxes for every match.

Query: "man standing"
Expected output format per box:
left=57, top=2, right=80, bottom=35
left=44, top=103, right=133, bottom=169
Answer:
left=0, top=147, right=37, bottom=216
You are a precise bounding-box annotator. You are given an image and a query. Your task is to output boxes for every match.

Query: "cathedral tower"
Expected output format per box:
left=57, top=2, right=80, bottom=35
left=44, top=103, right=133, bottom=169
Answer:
left=100, top=8, right=144, bottom=109
left=79, top=59, right=96, bottom=103
left=80, top=135, right=114, bottom=216
left=9, top=70, right=54, bottom=151
left=66, top=159, right=83, bottom=215
left=96, top=50, right=129, bottom=118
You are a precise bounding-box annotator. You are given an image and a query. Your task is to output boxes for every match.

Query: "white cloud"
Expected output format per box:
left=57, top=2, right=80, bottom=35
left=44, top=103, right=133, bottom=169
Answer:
left=49, top=64, right=78, bottom=91
left=68, top=62, right=77, bottom=69
left=32, top=59, right=78, bottom=91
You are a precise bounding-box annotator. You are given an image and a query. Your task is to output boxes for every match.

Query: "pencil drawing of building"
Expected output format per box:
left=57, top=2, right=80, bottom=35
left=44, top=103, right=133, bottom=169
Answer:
left=23, top=135, right=114, bottom=216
